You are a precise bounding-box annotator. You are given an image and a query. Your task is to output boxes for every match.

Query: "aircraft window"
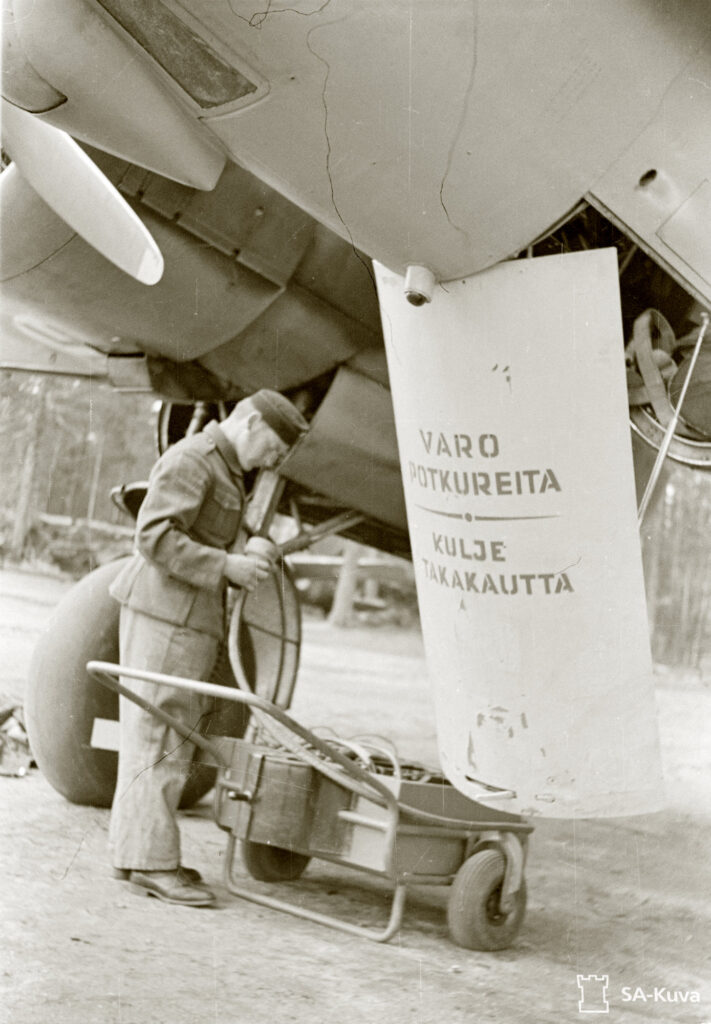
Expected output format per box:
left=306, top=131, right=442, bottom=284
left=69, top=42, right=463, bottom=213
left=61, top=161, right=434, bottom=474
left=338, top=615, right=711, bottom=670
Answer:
left=97, top=0, right=257, bottom=108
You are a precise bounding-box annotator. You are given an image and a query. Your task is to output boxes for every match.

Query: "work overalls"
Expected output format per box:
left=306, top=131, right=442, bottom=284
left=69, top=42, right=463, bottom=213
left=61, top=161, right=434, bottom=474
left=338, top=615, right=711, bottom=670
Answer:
left=108, top=421, right=245, bottom=870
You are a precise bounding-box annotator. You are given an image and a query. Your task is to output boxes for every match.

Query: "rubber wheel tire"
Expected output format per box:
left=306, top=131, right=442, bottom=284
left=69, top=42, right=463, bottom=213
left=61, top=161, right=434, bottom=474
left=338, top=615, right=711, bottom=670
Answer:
left=241, top=840, right=311, bottom=881
left=25, top=558, right=249, bottom=809
left=447, top=848, right=527, bottom=951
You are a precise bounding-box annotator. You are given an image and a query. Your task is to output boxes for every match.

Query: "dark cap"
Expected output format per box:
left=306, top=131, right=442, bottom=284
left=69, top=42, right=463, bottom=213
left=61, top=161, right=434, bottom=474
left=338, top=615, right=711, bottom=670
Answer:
left=251, top=389, right=309, bottom=446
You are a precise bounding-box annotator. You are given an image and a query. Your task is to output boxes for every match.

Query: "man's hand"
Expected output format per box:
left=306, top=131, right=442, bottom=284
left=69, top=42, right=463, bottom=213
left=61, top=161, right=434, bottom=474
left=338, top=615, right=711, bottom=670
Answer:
left=224, top=553, right=271, bottom=591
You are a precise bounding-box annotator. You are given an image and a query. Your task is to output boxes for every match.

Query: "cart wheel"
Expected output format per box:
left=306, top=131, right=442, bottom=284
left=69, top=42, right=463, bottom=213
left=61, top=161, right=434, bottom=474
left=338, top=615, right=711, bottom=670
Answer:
left=447, top=848, right=527, bottom=951
left=241, top=841, right=311, bottom=882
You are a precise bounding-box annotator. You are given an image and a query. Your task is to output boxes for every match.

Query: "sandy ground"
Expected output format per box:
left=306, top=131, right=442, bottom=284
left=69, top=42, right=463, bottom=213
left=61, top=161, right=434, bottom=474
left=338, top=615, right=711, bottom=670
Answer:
left=1, top=567, right=710, bottom=1024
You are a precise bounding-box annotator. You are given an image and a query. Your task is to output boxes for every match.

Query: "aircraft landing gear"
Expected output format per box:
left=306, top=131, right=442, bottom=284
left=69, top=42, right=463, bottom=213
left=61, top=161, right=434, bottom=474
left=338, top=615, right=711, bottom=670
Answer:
left=22, top=556, right=299, bottom=809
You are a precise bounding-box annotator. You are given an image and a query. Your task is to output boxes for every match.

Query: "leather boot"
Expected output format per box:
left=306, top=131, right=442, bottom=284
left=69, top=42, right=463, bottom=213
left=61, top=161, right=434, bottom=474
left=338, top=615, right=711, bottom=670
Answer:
left=129, top=869, right=216, bottom=906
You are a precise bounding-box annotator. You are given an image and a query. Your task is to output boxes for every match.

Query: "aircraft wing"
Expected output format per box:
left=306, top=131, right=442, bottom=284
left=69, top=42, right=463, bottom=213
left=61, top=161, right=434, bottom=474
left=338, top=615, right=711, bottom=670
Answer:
left=4, top=1, right=711, bottom=290
left=3, top=0, right=711, bottom=818
left=2, top=1, right=710, bottom=446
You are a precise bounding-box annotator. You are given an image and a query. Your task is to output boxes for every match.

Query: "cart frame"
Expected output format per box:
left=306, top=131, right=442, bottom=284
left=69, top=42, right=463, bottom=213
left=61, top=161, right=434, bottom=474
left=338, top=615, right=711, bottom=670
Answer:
left=89, top=660, right=532, bottom=946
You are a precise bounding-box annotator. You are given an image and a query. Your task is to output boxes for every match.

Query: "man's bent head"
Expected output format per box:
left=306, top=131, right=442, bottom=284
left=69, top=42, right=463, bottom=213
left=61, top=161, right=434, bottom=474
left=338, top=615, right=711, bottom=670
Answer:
left=222, top=390, right=309, bottom=470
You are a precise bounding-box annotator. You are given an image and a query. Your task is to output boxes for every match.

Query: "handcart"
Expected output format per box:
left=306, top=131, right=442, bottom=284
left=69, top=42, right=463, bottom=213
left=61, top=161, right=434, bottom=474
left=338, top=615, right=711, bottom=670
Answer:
left=89, top=659, right=532, bottom=950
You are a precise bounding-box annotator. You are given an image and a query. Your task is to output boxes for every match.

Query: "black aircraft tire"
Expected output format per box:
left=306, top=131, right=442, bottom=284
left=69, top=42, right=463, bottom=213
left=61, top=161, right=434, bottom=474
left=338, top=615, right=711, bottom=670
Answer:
left=25, top=558, right=250, bottom=809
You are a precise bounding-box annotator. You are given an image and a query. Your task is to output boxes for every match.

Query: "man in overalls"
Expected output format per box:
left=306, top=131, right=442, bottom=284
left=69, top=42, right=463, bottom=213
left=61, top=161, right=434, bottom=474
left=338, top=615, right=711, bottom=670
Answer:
left=108, top=389, right=308, bottom=906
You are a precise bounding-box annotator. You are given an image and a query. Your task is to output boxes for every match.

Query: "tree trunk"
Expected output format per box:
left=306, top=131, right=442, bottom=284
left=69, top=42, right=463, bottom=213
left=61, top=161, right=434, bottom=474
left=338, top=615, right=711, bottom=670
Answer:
left=9, top=381, right=46, bottom=560
left=327, top=541, right=363, bottom=627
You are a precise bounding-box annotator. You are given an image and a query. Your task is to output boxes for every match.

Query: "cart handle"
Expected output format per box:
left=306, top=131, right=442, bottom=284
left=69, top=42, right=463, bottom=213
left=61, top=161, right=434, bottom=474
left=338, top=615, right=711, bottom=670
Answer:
left=87, top=663, right=231, bottom=768
left=87, top=661, right=401, bottom=813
